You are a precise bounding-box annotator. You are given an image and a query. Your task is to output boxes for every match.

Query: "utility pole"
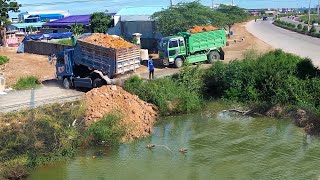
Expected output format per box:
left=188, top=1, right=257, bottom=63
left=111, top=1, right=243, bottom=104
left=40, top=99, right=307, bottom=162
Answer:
left=232, top=0, right=234, bottom=6
left=212, top=0, right=214, bottom=9
left=308, top=0, right=311, bottom=31
left=170, top=0, right=173, bottom=6
left=318, top=0, right=320, bottom=17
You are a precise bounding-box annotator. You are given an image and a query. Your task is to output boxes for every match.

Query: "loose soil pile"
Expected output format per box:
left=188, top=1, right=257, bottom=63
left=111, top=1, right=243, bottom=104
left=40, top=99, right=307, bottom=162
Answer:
left=85, top=85, right=158, bottom=142
left=82, top=33, right=134, bottom=49
left=188, top=25, right=218, bottom=34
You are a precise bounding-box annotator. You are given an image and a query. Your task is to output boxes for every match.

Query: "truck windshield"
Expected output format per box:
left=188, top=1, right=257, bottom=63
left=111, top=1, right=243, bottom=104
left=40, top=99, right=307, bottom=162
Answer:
left=159, top=39, right=168, bottom=50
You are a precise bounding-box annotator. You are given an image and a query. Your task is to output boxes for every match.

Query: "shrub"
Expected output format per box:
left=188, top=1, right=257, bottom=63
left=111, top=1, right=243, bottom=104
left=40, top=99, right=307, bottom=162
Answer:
left=204, top=49, right=320, bottom=108
left=124, top=75, right=203, bottom=115
left=302, top=25, right=308, bottom=32
left=85, top=113, right=124, bottom=145
left=13, top=76, right=40, bottom=90
left=56, top=39, right=72, bottom=46
left=0, top=55, right=9, bottom=65
left=297, top=24, right=302, bottom=29
left=310, top=26, right=317, bottom=33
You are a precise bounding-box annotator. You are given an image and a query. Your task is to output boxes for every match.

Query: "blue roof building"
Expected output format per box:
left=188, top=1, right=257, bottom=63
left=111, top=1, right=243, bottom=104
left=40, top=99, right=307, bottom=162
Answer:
left=25, top=14, right=64, bottom=23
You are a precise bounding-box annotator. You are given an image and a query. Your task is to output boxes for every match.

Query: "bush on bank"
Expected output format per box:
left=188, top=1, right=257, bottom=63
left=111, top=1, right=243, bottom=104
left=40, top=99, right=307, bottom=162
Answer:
left=124, top=64, right=204, bottom=115
left=205, top=49, right=320, bottom=109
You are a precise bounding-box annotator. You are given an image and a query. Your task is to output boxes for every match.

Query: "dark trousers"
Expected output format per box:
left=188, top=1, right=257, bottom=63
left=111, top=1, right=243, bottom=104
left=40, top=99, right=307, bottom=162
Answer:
left=149, top=69, right=154, bottom=79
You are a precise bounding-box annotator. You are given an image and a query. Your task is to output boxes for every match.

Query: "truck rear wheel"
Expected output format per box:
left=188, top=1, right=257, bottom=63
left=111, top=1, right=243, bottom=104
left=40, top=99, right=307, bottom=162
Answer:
left=63, top=77, right=72, bottom=89
left=174, top=58, right=183, bottom=68
left=93, top=78, right=103, bottom=88
left=208, top=51, right=220, bottom=64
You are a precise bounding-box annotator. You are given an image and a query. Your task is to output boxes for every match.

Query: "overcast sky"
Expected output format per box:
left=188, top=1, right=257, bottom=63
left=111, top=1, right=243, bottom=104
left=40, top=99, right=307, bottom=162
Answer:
left=9, top=0, right=320, bottom=17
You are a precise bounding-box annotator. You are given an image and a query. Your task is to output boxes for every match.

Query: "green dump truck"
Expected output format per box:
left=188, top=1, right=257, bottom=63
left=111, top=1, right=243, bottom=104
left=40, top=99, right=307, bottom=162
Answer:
left=159, top=29, right=226, bottom=68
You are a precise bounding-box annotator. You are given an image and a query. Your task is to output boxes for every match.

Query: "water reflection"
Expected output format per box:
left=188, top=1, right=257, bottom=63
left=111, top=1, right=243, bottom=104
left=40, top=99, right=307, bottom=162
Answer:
left=29, top=110, right=320, bottom=180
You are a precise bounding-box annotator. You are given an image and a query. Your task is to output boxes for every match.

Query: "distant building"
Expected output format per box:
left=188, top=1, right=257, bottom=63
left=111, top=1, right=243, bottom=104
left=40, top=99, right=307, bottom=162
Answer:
left=18, top=10, right=70, bottom=22
left=42, top=15, right=91, bottom=33
left=6, top=22, right=44, bottom=34
left=110, top=6, right=165, bottom=51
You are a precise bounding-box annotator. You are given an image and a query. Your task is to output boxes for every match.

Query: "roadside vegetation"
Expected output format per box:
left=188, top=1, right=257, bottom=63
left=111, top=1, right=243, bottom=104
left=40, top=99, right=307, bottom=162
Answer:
left=124, top=64, right=204, bottom=115
left=0, top=55, right=9, bottom=65
left=300, top=15, right=320, bottom=24
left=273, top=20, right=320, bottom=38
left=56, top=38, right=73, bottom=46
left=0, top=101, right=128, bottom=179
left=13, top=76, right=41, bottom=90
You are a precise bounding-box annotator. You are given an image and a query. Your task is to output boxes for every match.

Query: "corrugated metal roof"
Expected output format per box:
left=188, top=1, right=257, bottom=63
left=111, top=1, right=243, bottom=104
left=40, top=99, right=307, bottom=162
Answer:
left=116, top=6, right=166, bottom=16
left=120, top=15, right=152, bottom=21
left=11, top=22, right=44, bottom=28
left=43, top=15, right=90, bottom=27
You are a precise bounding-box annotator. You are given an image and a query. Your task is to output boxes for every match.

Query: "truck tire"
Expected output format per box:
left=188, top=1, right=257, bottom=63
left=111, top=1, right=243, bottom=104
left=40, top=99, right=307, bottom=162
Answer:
left=93, top=78, right=103, bottom=88
left=208, top=51, right=220, bottom=64
left=174, top=57, right=183, bottom=68
left=63, top=77, right=72, bottom=89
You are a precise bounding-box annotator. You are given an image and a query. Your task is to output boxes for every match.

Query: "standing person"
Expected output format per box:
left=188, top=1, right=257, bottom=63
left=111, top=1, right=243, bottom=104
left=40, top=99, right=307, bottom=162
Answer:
left=148, top=56, right=155, bottom=79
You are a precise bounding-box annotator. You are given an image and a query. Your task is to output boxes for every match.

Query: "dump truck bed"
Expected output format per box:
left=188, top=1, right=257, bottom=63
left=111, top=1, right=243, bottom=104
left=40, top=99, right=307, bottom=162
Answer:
left=187, top=29, right=226, bottom=53
left=75, top=39, right=140, bottom=77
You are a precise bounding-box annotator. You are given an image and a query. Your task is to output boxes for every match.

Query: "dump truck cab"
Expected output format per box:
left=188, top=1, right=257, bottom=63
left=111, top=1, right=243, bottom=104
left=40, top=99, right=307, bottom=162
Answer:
left=159, top=36, right=187, bottom=66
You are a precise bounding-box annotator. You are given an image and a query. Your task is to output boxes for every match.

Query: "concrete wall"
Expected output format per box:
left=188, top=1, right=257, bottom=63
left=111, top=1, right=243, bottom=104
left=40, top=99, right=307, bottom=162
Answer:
left=24, top=41, right=72, bottom=55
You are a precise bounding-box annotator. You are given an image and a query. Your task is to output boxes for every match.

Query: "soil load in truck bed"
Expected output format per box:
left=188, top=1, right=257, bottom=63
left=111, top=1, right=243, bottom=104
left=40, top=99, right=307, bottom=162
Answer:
left=188, top=25, right=219, bottom=34
left=81, top=33, right=134, bottom=49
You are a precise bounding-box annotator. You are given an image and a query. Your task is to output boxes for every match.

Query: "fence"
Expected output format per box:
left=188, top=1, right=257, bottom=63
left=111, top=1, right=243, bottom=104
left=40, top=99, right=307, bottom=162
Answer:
left=24, top=41, right=72, bottom=55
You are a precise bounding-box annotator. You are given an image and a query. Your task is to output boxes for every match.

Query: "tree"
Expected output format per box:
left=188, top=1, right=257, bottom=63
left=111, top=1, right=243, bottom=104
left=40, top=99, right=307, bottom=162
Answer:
left=151, top=1, right=226, bottom=36
left=26, top=25, right=37, bottom=34
left=90, top=12, right=112, bottom=33
left=0, top=0, right=20, bottom=45
left=71, top=23, right=84, bottom=36
left=217, top=4, right=249, bottom=32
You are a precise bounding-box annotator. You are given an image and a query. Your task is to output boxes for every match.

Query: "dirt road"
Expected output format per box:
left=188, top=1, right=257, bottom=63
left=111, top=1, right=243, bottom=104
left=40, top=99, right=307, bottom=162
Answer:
left=0, top=47, right=55, bottom=86
left=0, top=22, right=272, bottom=113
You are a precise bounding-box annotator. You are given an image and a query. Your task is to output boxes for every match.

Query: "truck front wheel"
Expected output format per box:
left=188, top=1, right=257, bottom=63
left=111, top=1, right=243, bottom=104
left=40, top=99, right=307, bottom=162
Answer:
left=208, top=51, right=220, bottom=64
left=63, top=77, right=72, bottom=89
left=174, top=57, right=183, bottom=68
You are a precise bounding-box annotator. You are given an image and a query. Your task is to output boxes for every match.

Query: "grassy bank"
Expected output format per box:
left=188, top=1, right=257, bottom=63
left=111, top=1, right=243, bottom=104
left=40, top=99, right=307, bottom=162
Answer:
left=125, top=49, right=320, bottom=134
left=124, top=64, right=204, bottom=115
left=0, top=102, right=124, bottom=179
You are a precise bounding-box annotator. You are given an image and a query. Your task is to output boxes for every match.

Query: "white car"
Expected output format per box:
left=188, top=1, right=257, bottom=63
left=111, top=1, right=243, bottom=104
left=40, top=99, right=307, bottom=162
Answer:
left=313, top=23, right=319, bottom=26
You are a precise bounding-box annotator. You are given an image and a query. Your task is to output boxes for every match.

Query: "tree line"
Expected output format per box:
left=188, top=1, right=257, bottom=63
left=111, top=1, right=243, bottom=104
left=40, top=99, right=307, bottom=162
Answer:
left=151, top=1, right=249, bottom=36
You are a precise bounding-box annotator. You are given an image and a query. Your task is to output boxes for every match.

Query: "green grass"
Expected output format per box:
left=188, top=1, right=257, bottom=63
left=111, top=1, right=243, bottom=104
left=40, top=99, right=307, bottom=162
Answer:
left=204, top=49, right=320, bottom=109
left=85, top=112, right=125, bottom=145
left=56, top=38, right=72, bottom=46
left=13, top=76, right=41, bottom=90
left=0, top=102, right=86, bottom=179
left=300, top=15, right=320, bottom=23
left=0, top=55, right=9, bottom=65
left=124, top=64, right=204, bottom=115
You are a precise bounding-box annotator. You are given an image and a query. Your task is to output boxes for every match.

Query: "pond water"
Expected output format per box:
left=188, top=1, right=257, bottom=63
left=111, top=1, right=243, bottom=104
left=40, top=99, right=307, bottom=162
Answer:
left=29, top=107, right=320, bottom=180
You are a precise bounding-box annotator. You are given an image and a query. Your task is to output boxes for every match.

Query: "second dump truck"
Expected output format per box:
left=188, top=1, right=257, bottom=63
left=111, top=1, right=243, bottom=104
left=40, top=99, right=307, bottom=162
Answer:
left=159, top=29, right=226, bottom=68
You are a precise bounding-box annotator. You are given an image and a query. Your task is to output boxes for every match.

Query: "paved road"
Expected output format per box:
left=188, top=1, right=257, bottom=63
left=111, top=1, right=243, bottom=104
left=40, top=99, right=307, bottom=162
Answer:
left=0, top=66, right=181, bottom=113
left=0, top=84, right=84, bottom=113
left=246, top=20, right=320, bottom=66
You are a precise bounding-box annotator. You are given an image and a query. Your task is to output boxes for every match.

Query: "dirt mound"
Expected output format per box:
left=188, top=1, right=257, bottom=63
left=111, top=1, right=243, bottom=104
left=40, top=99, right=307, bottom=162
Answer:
left=82, top=33, right=134, bottom=49
left=85, top=85, right=158, bottom=142
left=188, top=25, right=218, bottom=34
